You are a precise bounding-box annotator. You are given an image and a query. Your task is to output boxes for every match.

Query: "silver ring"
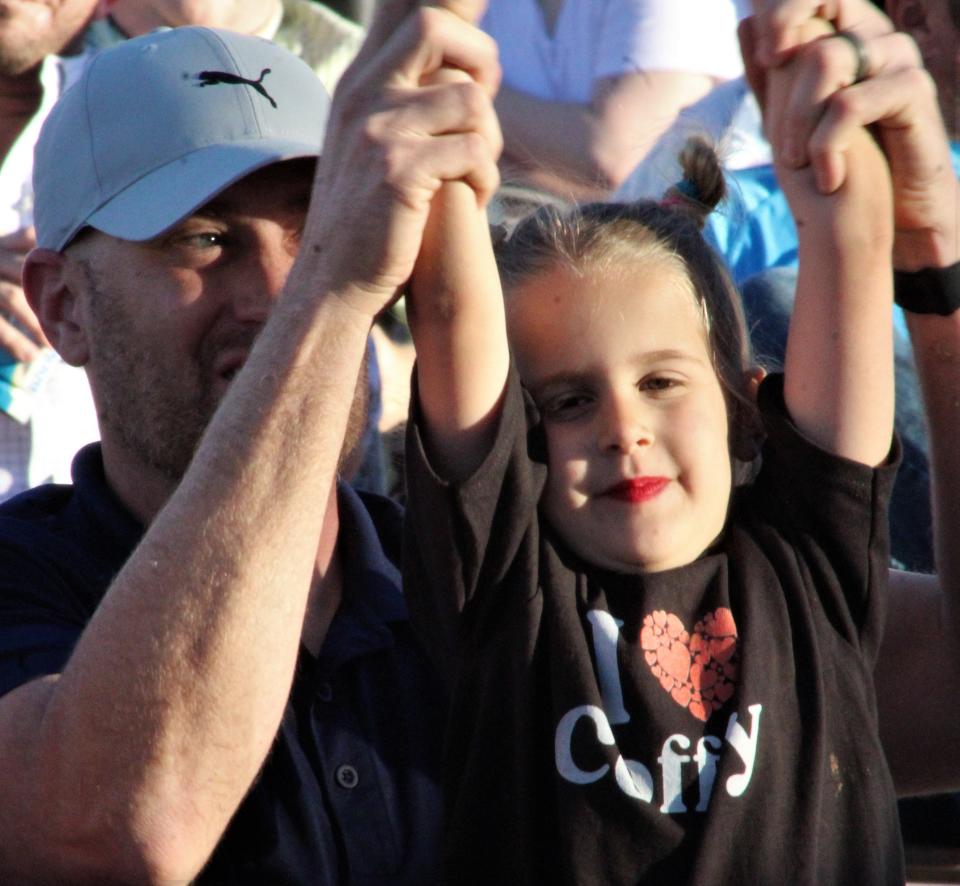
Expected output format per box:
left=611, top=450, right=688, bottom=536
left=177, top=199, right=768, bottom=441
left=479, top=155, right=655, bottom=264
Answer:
left=833, top=30, right=870, bottom=84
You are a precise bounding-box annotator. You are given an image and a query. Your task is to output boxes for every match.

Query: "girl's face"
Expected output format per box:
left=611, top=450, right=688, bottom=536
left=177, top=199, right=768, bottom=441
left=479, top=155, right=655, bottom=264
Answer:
left=507, top=259, right=733, bottom=574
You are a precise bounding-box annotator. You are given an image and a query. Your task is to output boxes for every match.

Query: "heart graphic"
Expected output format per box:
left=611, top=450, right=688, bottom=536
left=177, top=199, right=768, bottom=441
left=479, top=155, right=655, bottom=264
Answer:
left=639, top=608, right=738, bottom=722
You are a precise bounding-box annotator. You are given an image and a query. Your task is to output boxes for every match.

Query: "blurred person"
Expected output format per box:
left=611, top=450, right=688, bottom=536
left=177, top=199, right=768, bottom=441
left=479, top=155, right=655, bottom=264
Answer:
left=0, top=0, right=103, bottom=500
left=483, top=0, right=752, bottom=199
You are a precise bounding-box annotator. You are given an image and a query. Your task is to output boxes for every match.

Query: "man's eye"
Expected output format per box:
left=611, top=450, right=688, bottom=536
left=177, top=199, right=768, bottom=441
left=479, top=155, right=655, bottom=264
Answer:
left=183, top=232, right=224, bottom=248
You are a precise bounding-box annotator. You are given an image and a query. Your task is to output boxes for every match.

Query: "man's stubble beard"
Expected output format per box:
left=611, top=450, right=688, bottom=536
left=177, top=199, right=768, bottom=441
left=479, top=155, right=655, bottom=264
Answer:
left=83, top=263, right=371, bottom=486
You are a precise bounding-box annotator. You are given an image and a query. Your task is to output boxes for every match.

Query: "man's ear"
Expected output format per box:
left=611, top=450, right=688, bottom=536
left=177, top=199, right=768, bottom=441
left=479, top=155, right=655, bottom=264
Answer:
left=23, top=248, right=91, bottom=367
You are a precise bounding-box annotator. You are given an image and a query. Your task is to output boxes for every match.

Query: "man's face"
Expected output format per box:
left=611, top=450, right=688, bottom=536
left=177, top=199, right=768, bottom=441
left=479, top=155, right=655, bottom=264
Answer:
left=0, top=0, right=99, bottom=75
left=65, top=159, right=367, bottom=485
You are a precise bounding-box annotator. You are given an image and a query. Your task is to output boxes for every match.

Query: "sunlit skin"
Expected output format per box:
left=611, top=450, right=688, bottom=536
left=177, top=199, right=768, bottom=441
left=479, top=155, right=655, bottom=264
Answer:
left=506, top=258, right=734, bottom=574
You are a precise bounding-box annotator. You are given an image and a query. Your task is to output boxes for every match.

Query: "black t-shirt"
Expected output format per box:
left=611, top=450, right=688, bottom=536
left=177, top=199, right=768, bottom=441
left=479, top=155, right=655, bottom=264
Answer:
left=0, top=443, right=446, bottom=886
left=404, top=370, right=904, bottom=885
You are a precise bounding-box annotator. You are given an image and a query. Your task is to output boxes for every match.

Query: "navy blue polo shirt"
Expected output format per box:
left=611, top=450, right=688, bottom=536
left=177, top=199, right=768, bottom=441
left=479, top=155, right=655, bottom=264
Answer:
left=0, top=444, right=445, bottom=885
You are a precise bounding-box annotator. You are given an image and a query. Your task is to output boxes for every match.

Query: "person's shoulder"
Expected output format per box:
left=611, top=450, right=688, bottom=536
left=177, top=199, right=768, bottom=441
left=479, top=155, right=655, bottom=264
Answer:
left=0, top=443, right=138, bottom=614
left=0, top=482, right=75, bottom=542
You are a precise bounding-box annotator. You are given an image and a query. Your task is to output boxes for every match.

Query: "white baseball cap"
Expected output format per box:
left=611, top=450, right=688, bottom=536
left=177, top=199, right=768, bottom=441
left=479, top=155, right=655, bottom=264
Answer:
left=34, top=26, right=330, bottom=251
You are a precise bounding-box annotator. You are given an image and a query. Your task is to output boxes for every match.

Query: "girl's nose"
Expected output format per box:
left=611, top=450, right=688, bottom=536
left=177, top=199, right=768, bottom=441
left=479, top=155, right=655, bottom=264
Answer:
left=599, top=395, right=654, bottom=453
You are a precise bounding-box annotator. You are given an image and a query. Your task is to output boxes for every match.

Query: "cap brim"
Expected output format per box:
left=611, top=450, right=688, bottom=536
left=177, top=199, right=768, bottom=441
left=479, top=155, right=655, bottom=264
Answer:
left=84, top=139, right=319, bottom=244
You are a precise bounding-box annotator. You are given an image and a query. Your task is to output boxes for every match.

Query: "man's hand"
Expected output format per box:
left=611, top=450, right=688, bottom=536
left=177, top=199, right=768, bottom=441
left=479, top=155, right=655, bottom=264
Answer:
left=298, top=0, right=501, bottom=320
left=0, top=227, right=47, bottom=362
left=743, top=0, right=959, bottom=269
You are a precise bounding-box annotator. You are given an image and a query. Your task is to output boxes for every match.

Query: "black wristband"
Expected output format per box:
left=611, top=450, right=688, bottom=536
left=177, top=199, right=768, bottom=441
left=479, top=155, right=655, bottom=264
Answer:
left=893, top=260, right=960, bottom=316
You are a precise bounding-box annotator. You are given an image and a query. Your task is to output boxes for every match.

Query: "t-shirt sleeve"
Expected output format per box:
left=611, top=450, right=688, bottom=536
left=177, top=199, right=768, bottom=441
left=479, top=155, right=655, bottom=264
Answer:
left=744, top=374, right=900, bottom=661
left=597, top=0, right=747, bottom=82
left=403, top=363, right=546, bottom=667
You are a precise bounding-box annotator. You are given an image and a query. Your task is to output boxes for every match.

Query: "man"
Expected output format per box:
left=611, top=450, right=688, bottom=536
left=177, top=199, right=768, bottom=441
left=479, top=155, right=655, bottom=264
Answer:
left=0, top=0, right=102, bottom=499
left=0, top=3, right=500, bottom=883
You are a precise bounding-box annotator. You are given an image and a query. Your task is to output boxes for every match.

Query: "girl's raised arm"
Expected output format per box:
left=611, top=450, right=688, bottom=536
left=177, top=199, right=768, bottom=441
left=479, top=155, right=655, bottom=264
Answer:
left=405, top=20, right=510, bottom=481
left=757, top=16, right=895, bottom=465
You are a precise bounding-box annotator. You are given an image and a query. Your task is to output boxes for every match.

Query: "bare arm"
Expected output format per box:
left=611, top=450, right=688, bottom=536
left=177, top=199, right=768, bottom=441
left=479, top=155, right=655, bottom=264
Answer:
left=0, top=2, right=499, bottom=882
left=406, top=5, right=508, bottom=481
left=497, top=70, right=718, bottom=198
left=882, top=278, right=960, bottom=795
left=763, top=17, right=895, bottom=465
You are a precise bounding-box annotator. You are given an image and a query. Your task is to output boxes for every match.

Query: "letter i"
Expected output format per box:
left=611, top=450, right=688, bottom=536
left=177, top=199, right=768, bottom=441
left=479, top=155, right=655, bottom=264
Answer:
left=586, top=610, right=629, bottom=725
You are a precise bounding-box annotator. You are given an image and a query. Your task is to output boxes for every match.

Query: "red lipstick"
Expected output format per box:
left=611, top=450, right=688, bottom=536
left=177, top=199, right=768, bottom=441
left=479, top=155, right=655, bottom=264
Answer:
left=602, top=477, right=669, bottom=503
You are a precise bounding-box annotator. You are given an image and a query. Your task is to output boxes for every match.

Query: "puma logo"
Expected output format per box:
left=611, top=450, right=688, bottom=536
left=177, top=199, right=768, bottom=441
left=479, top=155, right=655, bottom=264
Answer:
left=196, top=68, right=277, bottom=108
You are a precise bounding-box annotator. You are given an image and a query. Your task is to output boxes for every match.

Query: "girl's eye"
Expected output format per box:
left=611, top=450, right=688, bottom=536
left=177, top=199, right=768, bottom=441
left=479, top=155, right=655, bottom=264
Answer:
left=640, top=375, right=684, bottom=396
left=542, top=392, right=594, bottom=421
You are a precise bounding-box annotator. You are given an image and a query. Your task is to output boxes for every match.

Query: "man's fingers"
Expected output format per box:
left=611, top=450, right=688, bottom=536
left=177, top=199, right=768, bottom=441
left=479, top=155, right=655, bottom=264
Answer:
left=384, top=131, right=501, bottom=209
left=347, top=1, right=494, bottom=95
left=349, top=0, right=420, bottom=69
left=381, top=79, right=502, bottom=158
left=807, top=64, right=941, bottom=193
left=772, top=27, right=921, bottom=172
left=343, top=6, right=499, bottom=104
left=751, top=0, right=888, bottom=65
left=397, top=7, right=499, bottom=96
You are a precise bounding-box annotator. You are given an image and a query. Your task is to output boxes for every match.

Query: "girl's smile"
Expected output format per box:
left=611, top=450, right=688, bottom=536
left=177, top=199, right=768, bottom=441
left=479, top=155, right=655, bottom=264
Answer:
left=600, top=476, right=671, bottom=503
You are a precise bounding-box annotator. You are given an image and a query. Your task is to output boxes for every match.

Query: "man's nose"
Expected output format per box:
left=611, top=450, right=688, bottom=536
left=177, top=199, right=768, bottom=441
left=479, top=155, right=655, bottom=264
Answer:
left=599, top=394, right=654, bottom=453
left=230, top=241, right=294, bottom=322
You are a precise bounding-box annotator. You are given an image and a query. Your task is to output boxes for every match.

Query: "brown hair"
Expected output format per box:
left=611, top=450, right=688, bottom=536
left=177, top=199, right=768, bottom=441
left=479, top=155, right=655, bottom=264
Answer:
left=496, top=137, right=761, bottom=469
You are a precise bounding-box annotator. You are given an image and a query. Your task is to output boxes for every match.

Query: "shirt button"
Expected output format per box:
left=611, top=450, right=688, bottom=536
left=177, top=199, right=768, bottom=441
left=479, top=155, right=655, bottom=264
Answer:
left=335, top=764, right=359, bottom=790
left=317, top=682, right=333, bottom=702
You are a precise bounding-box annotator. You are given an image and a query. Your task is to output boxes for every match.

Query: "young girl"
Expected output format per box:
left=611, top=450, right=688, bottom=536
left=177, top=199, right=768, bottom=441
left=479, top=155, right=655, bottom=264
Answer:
left=403, top=22, right=901, bottom=884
